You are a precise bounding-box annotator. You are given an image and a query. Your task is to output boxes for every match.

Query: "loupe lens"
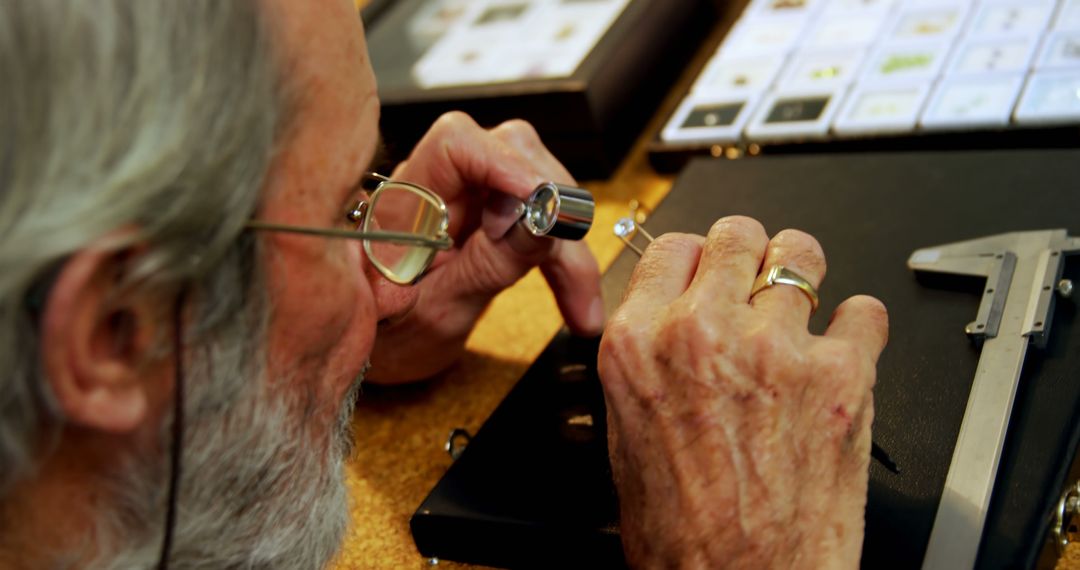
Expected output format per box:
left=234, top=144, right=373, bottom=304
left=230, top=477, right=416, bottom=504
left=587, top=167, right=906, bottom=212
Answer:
left=521, top=182, right=594, bottom=240
left=526, top=184, right=559, bottom=235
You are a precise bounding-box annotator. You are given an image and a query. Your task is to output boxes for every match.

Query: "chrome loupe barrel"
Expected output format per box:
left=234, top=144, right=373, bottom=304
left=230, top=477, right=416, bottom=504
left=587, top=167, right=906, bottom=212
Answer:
left=520, top=182, right=594, bottom=240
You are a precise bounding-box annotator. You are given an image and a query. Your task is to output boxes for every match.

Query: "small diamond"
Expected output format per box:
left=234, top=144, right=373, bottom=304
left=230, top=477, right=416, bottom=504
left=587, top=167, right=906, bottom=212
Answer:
left=614, top=217, right=637, bottom=238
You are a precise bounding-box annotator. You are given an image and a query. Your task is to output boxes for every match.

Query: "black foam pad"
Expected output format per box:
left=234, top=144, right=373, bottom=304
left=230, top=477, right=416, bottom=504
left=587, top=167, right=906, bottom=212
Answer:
left=412, top=150, right=1080, bottom=569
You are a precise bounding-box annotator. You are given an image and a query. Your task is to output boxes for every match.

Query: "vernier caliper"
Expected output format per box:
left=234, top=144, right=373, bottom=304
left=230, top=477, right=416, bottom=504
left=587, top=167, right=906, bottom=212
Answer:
left=908, top=229, right=1080, bottom=570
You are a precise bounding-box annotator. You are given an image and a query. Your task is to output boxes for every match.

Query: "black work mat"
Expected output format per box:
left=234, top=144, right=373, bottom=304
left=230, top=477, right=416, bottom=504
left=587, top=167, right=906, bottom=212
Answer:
left=411, top=150, right=1080, bottom=569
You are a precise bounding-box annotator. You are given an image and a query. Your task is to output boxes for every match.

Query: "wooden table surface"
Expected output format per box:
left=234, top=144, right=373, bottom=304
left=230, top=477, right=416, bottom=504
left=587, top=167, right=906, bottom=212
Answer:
left=335, top=2, right=1078, bottom=567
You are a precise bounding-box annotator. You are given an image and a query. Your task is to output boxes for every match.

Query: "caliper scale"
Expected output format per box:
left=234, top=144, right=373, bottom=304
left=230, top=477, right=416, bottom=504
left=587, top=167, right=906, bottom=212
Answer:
left=909, top=229, right=1080, bottom=570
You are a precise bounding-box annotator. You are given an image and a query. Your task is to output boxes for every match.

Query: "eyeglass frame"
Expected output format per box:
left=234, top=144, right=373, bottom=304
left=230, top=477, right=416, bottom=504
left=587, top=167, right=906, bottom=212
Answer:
left=244, top=173, right=453, bottom=284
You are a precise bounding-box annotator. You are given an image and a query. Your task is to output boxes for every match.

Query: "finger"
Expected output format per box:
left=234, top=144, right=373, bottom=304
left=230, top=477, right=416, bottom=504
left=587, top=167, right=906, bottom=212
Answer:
left=851, top=392, right=875, bottom=472
left=398, top=112, right=606, bottom=335
left=485, top=119, right=577, bottom=241
left=490, top=119, right=576, bottom=186
left=396, top=112, right=546, bottom=203
left=687, top=216, right=769, bottom=305
left=749, top=229, right=827, bottom=325
left=488, top=121, right=604, bottom=334
left=540, top=239, right=604, bottom=336
left=442, top=221, right=604, bottom=336
left=620, top=233, right=705, bottom=310
left=824, top=295, right=889, bottom=363
left=394, top=112, right=538, bottom=243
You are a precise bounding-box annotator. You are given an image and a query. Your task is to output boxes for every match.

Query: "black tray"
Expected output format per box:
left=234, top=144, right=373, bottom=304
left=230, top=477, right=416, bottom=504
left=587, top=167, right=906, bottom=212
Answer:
left=366, top=0, right=715, bottom=179
left=643, top=0, right=1080, bottom=173
left=412, top=149, right=1080, bottom=568
left=647, top=126, right=1080, bottom=174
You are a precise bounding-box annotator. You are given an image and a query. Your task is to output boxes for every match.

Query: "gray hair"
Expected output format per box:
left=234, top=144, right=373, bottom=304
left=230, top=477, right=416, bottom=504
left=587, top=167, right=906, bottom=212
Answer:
left=0, top=0, right=283, bottom=495
left=81, top=348, right=361, bottom=569
left=0, top=1, right=360, bottom=567
left=0, top=2, right=364, bottom=567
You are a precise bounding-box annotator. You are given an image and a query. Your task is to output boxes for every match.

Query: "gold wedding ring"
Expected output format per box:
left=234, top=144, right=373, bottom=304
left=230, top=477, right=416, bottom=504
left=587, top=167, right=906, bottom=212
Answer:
left=750, top=265, right=819, bottom=314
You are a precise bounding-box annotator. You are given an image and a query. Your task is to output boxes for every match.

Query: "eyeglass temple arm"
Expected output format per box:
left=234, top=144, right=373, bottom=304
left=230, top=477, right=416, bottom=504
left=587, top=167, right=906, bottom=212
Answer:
left=245, top=221, right=454, bottom=250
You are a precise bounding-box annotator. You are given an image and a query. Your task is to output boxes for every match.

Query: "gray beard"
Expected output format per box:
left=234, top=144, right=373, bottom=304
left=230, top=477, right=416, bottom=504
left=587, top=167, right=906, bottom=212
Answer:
left=74, top=359, right=369, bottom=570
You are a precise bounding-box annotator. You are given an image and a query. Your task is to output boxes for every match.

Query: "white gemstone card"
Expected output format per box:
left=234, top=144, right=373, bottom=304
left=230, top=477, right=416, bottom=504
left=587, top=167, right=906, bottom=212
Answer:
left=745, top=88, right=844, bottom=139
left=411, top=0, right=630, bottom=89
left=1014, top=70, right=1080, bottom=124
left=692, top=56, right=786, bottom=96
left=966, top=3, right=1054, bottom=37
left=902, top=0, right=974, bottom=9
left=887, top=6, right=970, bottom=43
left=746, top=0, right=825, bottom=19
left=406, top=0, right=474, bottom=49
left=661, top=95, right=762, bottom=143
left=947, top=36, right=1039, bottom=75
left=802, top=14, right=889, bottom=49
left=413, top=32, right=514, bottom=88
left=921, top=74, right=1024, bottom=129
left=823, top=0, right=896, bottom=15
left=777, top=49, right=866, bottom=89
left=1036, top=31, right=1080, bottom=70
left=1057, top=0, right=1080, bottom=31
left=862, top=41, right=953, bottom=84
left=718, top=16, right=809, bottom=58
left=833, top=83, right=930, bottom=134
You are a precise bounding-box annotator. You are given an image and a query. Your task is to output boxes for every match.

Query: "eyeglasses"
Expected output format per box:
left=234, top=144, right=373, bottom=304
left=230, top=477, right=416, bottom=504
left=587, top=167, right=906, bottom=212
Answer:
left=245, top=173, right=453, bottom=285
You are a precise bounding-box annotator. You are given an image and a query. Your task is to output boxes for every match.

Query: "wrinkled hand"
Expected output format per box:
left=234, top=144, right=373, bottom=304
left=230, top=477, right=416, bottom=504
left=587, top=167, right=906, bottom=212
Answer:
left=598, top=217, right=888, bottom=569
left=368, top=112, right=602, bottom=383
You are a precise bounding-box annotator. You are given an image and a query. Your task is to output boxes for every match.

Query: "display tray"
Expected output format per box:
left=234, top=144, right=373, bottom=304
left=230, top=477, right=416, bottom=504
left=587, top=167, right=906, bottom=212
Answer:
left=648, top=0, right=1080, bottom=173
left=411, top=150, right=1080, bottom=569
left=365, top=0, right=715, bottom=179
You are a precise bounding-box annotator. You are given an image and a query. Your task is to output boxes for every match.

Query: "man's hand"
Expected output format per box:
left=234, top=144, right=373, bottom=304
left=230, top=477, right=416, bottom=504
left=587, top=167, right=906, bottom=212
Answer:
left=367, top=112, right=602, bottom=384
left=598, top=217, right=888, bottom=569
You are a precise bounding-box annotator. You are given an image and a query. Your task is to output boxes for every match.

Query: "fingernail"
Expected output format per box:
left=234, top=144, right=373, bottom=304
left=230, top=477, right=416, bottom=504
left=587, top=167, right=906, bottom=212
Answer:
left=483, top=193, right=526, bottom=241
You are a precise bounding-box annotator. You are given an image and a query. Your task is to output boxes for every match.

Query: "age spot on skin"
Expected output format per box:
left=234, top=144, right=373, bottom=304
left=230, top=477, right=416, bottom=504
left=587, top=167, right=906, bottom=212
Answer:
left=832, top=404, right=853, bottom=431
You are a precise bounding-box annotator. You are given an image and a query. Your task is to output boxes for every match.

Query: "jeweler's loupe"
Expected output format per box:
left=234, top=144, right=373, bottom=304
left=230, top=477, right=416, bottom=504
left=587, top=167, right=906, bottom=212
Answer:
left=518, top=182, right=594, bottom=240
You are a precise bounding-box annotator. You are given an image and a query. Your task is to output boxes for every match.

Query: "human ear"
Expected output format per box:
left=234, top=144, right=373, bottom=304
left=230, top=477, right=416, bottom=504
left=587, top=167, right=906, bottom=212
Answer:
left=40, top=246, right=167, bottom=433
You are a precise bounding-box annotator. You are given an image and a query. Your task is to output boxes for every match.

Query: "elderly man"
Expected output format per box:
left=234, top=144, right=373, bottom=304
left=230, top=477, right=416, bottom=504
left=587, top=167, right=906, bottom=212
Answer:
left=0, top=1, right=887, bottom=568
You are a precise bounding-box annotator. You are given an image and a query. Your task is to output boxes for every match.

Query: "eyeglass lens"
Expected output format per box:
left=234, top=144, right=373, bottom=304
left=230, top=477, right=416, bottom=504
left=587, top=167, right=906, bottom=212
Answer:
left=364, top=183, right=445, bottom=283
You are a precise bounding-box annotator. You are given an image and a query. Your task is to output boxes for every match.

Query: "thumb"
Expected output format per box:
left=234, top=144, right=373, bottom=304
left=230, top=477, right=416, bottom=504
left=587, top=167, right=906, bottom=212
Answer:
left=541, top=240, right=604, bottom=337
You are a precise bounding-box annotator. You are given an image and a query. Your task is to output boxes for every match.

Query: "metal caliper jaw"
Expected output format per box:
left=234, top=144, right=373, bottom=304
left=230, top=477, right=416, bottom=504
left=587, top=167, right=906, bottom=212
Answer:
left=908, top=229, right=1080, bottom=570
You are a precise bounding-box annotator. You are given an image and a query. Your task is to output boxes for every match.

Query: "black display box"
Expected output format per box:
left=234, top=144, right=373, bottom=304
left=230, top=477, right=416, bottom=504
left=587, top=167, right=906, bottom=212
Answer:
left=366, top=0, right=716, bottom=179
left=411, top=150, right=1080, bottom=569
left=647, top=124, right=1080, bottom=174
left=361, top=0, right=397, bottom=26
left=642, top=0, right=1080, bottom=173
